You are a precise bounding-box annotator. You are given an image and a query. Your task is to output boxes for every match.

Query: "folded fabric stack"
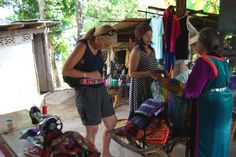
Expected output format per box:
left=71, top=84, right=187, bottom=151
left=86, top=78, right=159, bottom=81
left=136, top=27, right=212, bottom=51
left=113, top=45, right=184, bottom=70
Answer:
left=136, top=119, right=169, bottom=144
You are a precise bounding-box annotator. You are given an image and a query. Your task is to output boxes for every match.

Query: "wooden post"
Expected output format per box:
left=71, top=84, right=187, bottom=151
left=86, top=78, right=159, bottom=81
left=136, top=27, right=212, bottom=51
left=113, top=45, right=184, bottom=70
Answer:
left=176, top=0, right=186, bottom=17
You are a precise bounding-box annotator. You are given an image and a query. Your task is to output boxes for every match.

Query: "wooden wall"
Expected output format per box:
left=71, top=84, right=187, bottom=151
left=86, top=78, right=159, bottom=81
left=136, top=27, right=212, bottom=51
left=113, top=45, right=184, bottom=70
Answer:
left=33, top=33, right=53, bottom=93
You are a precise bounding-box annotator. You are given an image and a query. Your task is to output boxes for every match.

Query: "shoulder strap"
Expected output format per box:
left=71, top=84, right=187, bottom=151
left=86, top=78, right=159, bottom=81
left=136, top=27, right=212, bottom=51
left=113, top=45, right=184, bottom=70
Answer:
left=200, top=55, right=218, bottom=77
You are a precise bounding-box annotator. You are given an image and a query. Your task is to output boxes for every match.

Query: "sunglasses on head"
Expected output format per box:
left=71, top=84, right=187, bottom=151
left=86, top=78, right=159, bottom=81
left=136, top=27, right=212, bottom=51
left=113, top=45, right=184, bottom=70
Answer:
left=97, top=29, right=116, bottom=36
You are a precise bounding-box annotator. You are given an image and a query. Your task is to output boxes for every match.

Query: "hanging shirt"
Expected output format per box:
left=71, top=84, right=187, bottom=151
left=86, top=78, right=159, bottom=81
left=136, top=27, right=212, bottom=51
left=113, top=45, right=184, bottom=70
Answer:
left=163, top=7, right=181, bottom=53
left=150, top=16, right=164, bottom=60
left=162, top=7, right=181, bottom=72
left=175, top=14, right=189, bottom=60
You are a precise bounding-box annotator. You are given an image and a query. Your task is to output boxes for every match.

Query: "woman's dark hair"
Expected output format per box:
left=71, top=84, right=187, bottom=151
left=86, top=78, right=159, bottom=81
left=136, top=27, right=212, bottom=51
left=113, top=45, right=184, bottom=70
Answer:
left=136, top=39, right=154, bottom=52
left=134, top=22, right=154, bottom=52
left=198, top=27, right=220, bottom=52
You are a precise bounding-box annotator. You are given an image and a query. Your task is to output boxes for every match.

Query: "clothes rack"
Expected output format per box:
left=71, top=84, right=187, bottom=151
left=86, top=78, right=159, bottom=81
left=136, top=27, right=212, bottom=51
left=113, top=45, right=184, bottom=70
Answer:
left=137, top=10, right=162, bottom=19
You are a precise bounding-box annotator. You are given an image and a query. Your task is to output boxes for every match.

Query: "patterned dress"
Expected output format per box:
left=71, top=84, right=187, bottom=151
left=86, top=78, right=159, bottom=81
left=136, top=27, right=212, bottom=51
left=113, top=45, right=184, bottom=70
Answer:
left=129, top=46, right=159, bottom=119
left=183, top=52, right=233, bottom=157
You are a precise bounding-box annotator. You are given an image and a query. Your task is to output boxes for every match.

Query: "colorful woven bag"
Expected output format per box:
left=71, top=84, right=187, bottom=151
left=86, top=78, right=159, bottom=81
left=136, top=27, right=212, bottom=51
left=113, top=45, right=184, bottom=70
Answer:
left=43, top=131, right=100, bottom=157
left=136, top=119, right=170, bottom=144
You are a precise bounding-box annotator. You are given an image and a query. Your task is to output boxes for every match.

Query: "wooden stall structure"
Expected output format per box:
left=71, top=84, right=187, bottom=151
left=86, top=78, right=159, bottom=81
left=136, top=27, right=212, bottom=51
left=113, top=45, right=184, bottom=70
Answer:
left=0, top=20, right=60, bottom=114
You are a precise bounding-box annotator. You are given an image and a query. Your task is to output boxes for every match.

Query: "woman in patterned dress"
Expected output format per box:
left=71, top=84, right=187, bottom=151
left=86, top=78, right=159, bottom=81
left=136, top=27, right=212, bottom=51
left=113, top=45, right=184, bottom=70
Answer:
left=128, top=22, right=159, bottom=119
left=183, top=28, right=233, bottom=157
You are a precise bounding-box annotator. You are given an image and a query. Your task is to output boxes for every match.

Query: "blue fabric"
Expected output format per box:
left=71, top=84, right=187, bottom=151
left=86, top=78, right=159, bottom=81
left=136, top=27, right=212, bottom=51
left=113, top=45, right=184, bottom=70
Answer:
left=163, top=50, right=175, bottom=72
left=150, top=16, right=164, bottom=60
left=135, top=98, right=163, bottom=117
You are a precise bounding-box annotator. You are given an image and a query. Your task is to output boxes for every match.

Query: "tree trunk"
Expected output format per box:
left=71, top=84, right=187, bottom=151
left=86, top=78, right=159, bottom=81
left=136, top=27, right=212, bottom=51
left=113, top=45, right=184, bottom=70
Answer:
left=49, top=35, right=61, bottom=87
left=76, top=0, right=83, bottom=40
left=37, top=0, right=46, bottom=19
left=37, top=0, right=61, bottom=88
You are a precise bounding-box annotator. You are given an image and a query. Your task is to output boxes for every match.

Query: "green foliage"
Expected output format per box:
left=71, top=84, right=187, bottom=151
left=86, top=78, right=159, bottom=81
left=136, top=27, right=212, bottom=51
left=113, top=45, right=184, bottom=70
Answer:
left=82, top=0, right=138, bottom=32
left=44, top=0, right=77, bottom=57
left=0, top=0, right=138, bottom=61
left=187, top=0, right=219, bottom=14
left=0, top=0, right=77, bottom=56
left=0, top=0, right=39, bottom=20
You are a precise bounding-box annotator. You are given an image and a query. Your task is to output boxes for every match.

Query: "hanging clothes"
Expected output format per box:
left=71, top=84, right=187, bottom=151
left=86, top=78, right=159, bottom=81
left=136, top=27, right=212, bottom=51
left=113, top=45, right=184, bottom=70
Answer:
left=116, top=50, right=126, bottom=65
left=187, top=17, right=198, bottom=44
left=187, top=18, right=198, bottom=61
left=162, top=6, right=181, bottom=72
left=149, top=15, right=164, bottom=60
left=163, top=7, right=181, bottom=53
left=175, top=14, right=189, bottom=60
left=110, top=48, right=115, bottom=61
left=105, top=48, right=112, bottom=75
left=173, top=14, right=190, bottom=77
left=125, top=48, right=130, bottom=68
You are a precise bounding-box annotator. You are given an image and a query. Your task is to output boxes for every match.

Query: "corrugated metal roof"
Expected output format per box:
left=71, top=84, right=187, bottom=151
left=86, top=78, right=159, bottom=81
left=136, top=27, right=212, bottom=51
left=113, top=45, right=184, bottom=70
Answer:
left=0, top=19, right=60, bottom=31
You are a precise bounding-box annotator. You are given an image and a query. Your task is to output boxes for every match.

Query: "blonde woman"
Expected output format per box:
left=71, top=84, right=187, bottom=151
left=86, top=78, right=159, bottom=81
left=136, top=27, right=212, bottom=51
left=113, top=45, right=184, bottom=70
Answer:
left=62, top=25, right=117, bottom=157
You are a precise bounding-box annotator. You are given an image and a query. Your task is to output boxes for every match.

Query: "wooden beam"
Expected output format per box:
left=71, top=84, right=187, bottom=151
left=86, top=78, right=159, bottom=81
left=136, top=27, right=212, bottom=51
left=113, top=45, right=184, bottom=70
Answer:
left=100, top=19, right=149, bottom=23
left=100, top=20, right=123, bottom=23
left=148, top=6, right=165, bottom=12
left=148, top=6, right=218, bottom=17
left=176, top=0, right=186, bottom=17
left=137, top=10, right=162, bottom=18
left=0, top=24, right=24, bottom=31
left=189, top=15, right=218, bottom=24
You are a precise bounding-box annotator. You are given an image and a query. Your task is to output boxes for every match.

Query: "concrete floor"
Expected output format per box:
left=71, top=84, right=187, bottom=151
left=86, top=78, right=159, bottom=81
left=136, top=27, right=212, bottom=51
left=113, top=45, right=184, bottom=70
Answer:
left=62, top=104, right=142, bottom=157
left=45, top=89, right=236, bottom=157
left=45, top=89, right=153, bottom=156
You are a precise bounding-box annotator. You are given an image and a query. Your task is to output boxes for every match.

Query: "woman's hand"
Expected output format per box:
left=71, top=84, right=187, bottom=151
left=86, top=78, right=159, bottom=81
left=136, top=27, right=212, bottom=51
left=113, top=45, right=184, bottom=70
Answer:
left=87, top=70, right=101, bottom=79
left=151, top=72, right=163, bottom=81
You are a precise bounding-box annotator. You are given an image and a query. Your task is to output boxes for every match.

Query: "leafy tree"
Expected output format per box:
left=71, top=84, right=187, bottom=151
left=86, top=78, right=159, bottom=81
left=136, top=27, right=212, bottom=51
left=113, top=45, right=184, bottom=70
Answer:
left=0, top=0, right=77, bottom=87
left=81, top=0, right=138, bottom=32
left=0, top=0, right=39, bottom=20
left=187, top=0, right=219, bottom=14
left=0, top=0, right=138, bottom=87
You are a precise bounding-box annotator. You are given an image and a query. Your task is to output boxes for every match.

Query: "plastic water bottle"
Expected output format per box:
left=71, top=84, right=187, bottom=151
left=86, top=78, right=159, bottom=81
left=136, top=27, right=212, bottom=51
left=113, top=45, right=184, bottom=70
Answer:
left=42, top=100, right=47, bottom=115
left=118, top=78, right=122, bottom=86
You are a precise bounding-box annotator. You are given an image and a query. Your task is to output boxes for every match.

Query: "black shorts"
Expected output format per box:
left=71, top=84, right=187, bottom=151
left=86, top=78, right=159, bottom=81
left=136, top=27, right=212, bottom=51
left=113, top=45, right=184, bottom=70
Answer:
left=75, top=85, right=115, bottom=125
